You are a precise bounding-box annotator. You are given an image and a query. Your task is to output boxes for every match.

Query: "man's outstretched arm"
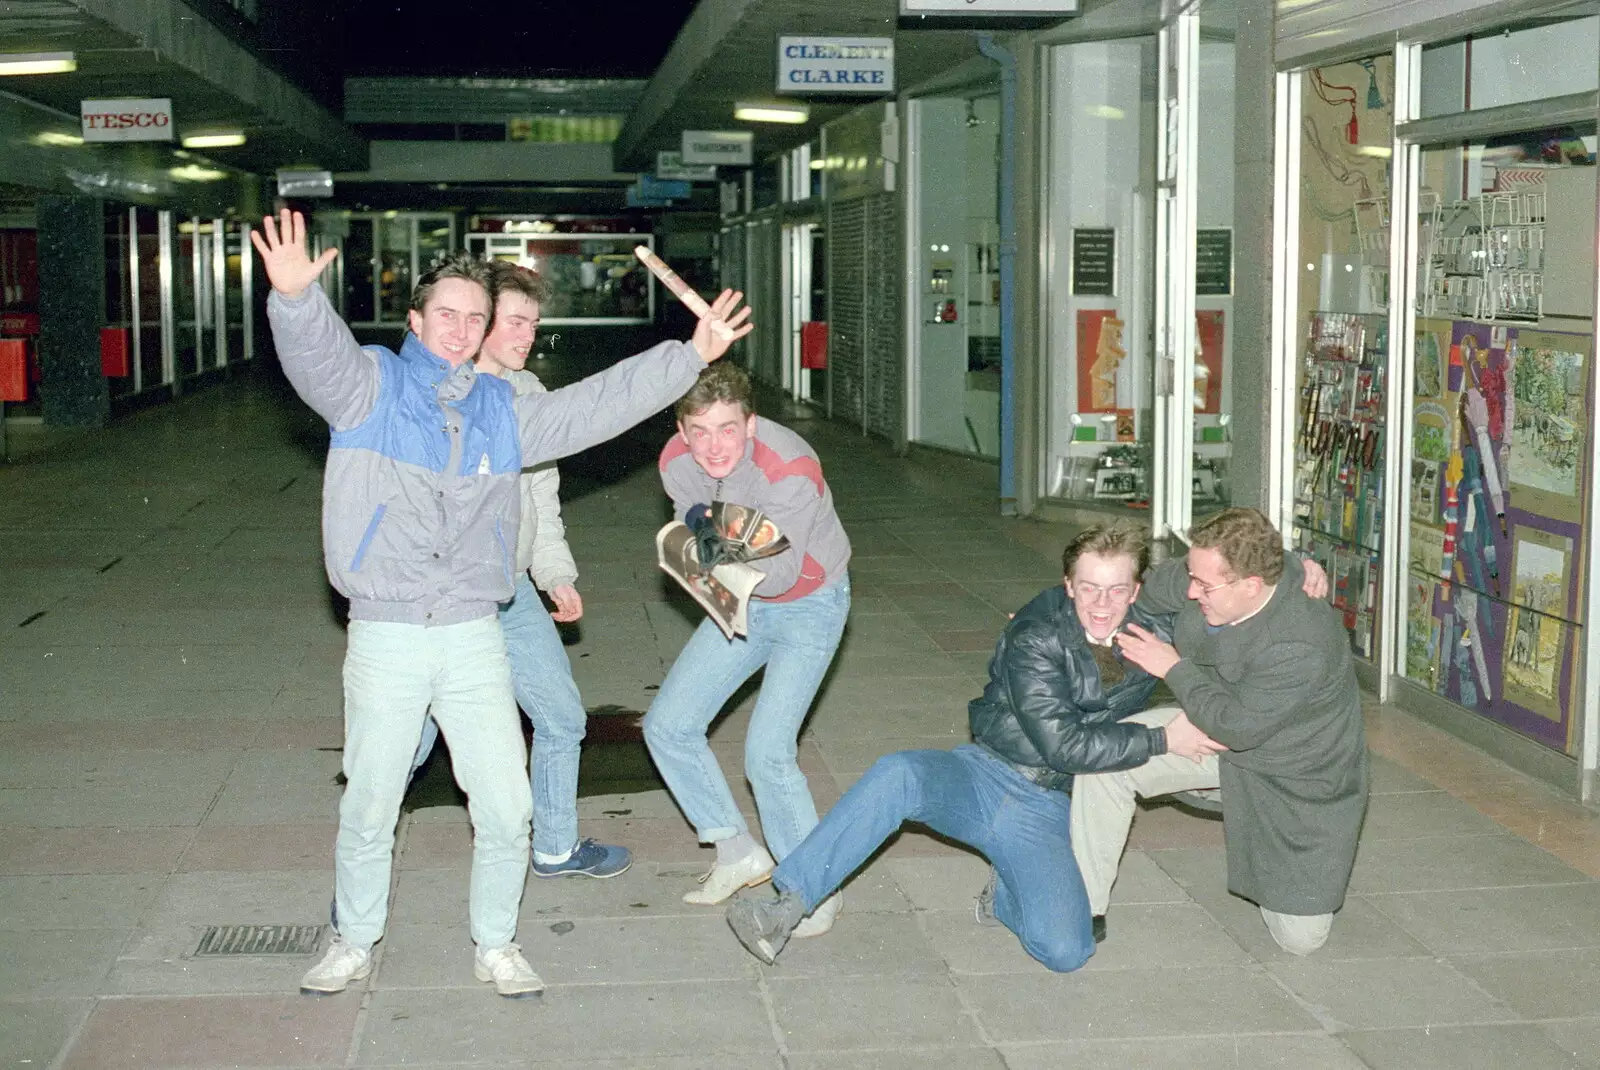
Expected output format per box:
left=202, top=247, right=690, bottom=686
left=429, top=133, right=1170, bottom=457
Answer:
left=252, top=210, right=378, bottom=430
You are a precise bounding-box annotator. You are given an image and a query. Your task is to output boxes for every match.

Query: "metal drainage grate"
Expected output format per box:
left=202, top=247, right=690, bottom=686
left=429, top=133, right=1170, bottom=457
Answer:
left=195, top=924, right=326, bottom=956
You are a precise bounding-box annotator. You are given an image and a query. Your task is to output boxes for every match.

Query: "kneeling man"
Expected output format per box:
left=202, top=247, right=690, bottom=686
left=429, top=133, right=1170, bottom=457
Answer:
left=1072, top=507, right=1367, bottom=955
left=726, top=523, right=1223, bottom=971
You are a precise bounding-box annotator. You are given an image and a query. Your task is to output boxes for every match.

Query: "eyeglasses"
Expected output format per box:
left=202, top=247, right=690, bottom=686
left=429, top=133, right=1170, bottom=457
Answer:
left=1073, top=581, right=1134, bottom=604
left=1190, top=575, right=1240, bottom=596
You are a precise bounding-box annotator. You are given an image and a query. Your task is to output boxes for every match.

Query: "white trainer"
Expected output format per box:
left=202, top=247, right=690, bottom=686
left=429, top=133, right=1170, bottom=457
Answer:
left=474, top=943, right=545, bottom=998
left=682, top=846, right=776, bottom=905
left=792, top=892, right=842, bottom=938
left=300, top=937, right=371, bottom=995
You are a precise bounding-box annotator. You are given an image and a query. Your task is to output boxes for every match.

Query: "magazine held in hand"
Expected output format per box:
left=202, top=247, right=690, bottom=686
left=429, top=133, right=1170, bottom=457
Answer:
left=657, top=502, right=791, bottom=638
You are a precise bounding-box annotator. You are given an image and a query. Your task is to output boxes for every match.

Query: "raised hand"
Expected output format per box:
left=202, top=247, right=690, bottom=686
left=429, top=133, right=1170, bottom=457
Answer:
left=691, top=290, right=754, bottom=363
left=249, top=209, right=338, bottom=300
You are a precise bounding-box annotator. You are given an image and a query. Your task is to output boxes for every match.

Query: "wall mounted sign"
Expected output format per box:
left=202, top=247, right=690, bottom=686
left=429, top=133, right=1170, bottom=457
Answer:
left=682, top=130, right=754, bottom=167
left=900, top=0, right=1079, bottom=14
left=1196, top=227, right=1234, bottom=295
left=1070, top=227, right=1116, bottom=296
left=80, top=98, right=173, bottom=142
left=778, top=37, right=895, bottom=94
left=276, top=170, right=334, bottom=198
left=656, top=151, right=718, bottom=182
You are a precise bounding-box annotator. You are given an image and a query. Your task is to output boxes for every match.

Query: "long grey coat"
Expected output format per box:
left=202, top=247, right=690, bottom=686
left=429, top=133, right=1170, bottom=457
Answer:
left=1141, top=558, right=1368, bottom=915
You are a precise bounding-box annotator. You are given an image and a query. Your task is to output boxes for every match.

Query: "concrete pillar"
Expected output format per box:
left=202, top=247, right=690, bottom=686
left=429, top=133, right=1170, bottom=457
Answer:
left=1011, top=33, right=1043, bottom=518
left=36, top=195, right=109, bottom=427
left=1228, top=0, right=1277, bottom=510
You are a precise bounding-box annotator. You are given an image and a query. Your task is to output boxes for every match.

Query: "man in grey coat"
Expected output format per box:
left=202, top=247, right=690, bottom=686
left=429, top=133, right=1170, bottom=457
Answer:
left=1070, top=507, right=1367, bottom=955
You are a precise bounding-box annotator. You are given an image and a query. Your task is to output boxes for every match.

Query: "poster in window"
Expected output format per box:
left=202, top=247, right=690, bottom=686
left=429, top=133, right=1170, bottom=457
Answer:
left=1501, top=526, right=1573, bottom=721
left=1076, top=309, right=1126, bottom=412
left=1508, top=330, right=1589, bottom=523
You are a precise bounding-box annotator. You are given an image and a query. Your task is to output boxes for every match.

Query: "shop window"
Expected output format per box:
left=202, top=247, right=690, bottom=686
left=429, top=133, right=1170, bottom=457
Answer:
left=1420, top=17, right=1600, bottom=118
left=1290, top=57, right=1395, bottom=662
left=1401, top=120, right=1598, bottom=755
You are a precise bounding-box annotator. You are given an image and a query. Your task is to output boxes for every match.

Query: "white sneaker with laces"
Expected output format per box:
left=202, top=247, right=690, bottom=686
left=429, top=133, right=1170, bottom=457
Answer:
left=792, top=892, right=842, bottom=938
left=474, top=943, right=545, bottom=998
left=300, top=937, right=371, bottom=995
left=683, top=845, right=775, bottom=905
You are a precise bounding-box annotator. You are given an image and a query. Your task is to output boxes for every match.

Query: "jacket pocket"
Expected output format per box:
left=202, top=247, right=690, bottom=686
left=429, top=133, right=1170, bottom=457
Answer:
left=349, top=504, right=387, bottom=572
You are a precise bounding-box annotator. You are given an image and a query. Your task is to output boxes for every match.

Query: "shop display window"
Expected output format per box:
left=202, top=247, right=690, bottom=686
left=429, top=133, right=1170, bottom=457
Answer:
left=1291, top=56, right=1395, bottom=660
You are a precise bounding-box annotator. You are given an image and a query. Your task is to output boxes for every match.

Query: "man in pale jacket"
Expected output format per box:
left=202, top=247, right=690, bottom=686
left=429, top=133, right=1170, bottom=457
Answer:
left=408, top=261, right=631, bottom=880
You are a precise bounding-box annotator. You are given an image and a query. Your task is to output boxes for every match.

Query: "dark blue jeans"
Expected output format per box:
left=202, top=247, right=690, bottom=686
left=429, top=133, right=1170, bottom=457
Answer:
left=772, top=744, right=1095, bottom=972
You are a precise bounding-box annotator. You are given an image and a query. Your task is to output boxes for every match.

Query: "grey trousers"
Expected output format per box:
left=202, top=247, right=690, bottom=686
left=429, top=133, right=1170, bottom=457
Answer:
left=1068, top=706, right=1333, bottom=956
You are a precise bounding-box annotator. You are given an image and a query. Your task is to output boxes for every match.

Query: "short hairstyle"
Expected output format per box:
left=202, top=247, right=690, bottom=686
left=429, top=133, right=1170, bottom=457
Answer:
left=409, top=252, right=494, bottom=322
left=1187, top=507, right=1285, bottom=585
left=1061, top=521, right=1150, bottom=580
left=675, top=361, right=754, bottom=421
left=487, top=260, right=553, bottom=307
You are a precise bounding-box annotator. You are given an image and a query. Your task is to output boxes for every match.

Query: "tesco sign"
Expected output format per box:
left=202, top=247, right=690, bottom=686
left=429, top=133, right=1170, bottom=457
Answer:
left=778, top=37, right=894, bottom=95
left=81, top=98, right=174, bottom=143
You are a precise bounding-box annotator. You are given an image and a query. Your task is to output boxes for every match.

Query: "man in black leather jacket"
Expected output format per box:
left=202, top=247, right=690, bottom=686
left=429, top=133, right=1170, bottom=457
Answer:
left=725, top=522, right=1223, bottom=971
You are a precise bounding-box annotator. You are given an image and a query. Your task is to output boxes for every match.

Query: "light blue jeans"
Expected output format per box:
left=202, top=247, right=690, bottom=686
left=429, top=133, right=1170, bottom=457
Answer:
left=643, top=577, right=850, bottom=862
left=774, top=745, right=1094, bottom=972
left=412, top=574, right=587, bottom=860
left=337, top=617, right=531, bottom=949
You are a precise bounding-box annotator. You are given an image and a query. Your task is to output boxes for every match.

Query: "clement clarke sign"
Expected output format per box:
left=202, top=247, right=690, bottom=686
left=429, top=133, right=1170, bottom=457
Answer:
left=80, top=98, right=174, bottom=143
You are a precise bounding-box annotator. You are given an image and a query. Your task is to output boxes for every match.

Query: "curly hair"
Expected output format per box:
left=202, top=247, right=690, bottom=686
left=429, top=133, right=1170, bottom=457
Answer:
left=1187, top=507, right=1285, bottom=585
left=675, top=361, right=754, bottom=421
left=1061, top=521, right=1151, bottom=580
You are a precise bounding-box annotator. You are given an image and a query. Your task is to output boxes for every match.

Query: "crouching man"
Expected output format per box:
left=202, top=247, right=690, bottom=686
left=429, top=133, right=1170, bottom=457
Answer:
left=726, top=523, right=1224, bottom=970
left=1072, top=507, right=1367, bottom=955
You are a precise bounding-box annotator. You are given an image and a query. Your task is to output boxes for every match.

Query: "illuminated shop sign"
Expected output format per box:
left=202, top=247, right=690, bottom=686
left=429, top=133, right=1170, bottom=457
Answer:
left=80, top=98, right=173, bottom=142
left=899, top=0, right=1079, bottom=13
left=777, top=37, right=894, bottom=94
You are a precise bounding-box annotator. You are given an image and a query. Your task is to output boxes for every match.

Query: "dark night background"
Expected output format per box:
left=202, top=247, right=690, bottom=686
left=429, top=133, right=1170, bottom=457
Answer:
left=231, top=0, right=701, bottom=109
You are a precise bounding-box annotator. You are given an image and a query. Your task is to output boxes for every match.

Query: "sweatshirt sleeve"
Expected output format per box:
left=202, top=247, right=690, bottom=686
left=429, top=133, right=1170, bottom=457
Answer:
left=1003, top=626, right=1168, bottom=774
left=746, top=472, right=824, bottom=597
left=524, top=465, right=579, bottom=590
left=516, top=341, right=703, bottom=467
left=265, top=283, right=379, bottom=430
left=1135, top=558, right=1192, bottom=615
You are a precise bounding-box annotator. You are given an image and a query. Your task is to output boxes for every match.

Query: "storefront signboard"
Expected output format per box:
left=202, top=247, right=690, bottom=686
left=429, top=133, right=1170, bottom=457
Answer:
left=80, top=98, right=173, bottom=142
left=1070, top=227, right=1116, bottom=296
left=656, top=151, right=718, bottom=182
left=899, top=0, right=1079, bottom=14
left=778, top=37, right=894, bottom=95
left=682, top=131, right=753, bottom=167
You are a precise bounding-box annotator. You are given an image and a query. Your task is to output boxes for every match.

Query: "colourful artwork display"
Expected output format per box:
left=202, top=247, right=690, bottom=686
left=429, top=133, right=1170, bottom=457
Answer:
left=1401, top=317, right=1590, bottom=753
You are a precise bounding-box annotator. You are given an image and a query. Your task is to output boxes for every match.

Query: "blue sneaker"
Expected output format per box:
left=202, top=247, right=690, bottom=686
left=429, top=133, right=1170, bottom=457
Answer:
left=531, top=838, right=632, bottom=879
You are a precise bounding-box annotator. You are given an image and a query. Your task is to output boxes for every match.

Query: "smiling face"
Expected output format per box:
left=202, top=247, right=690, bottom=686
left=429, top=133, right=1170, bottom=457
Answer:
left=406, top=276, right=491, bottom=366
left=1066, top=551, right=1141, bottom=641
left=678, top=399, right=755, bottom=480
left=476, top=291, right=540, bottom=375
left=1186, top=544, right=1264, bottom=626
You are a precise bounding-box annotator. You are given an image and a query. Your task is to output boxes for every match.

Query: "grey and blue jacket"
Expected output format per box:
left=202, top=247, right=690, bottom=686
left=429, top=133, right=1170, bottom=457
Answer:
left=267, top=283, right=704, bottom=626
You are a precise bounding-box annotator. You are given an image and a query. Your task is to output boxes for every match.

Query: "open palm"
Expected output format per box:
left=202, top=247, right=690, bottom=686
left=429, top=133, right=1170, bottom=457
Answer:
left=249, top=209, right=338, bottom=299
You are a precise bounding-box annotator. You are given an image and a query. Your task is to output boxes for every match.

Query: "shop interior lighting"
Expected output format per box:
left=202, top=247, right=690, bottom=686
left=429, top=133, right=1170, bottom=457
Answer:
left=181, top=132, right=246, bottom=149
left=734, top=102, right=809, bottom=124
left=0, top=52, right=76, bottom=75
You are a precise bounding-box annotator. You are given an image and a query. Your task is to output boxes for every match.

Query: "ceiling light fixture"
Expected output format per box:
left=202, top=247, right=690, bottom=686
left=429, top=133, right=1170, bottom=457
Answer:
left=0, top=52, right=76, bottom=76
left=734, top=102, right=809, bottom=124
left=169, top=164, right=228, bottom=182
left=181, top=132, right=246, bottom=149
left=32, top=131, right=83, bottom=147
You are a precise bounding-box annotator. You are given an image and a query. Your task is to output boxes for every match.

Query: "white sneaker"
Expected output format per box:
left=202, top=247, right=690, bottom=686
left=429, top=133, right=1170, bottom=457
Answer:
left=299, top=937, right=371, bottom=995
left=474, top=943, right=545, bottom=998
left=792, top=892, right=842, bottom=938
left=683, top=846, right=776, bottom=905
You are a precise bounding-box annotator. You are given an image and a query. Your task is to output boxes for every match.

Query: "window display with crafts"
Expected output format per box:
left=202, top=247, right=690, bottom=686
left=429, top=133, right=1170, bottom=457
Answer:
left=1290, top=56, right=1394, bottom=661
left=1402, top=112, right=1598, bottom=757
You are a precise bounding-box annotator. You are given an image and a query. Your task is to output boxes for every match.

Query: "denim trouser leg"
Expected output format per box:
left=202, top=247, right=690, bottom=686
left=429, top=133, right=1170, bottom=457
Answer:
left=643, top=579, right=849, bottom=857
left=406, top=576, right=587, bottom=860
left=773, top=746, right=1094, bottom=972
left=500, top=574, right=586, bottom=859
left=337, top=618, right=532, bottom=950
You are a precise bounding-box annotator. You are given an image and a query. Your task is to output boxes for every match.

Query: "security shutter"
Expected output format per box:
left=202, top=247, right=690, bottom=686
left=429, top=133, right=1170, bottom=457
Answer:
left=827, top=198, right=866, bottom=425
left=861, top=191, right=902, bottom=442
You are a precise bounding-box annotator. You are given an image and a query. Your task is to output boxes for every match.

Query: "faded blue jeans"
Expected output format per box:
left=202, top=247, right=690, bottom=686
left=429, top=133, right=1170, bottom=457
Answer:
left=412, top=573, right=587, bottom=860
left=643, top=577, right=850, bottom=862
left=773, top=745, right=1095, bottom=972
left=337, top=616, right=531, bottom=950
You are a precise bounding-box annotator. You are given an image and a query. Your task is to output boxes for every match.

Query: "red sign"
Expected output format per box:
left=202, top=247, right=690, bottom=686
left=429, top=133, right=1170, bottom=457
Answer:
left=101, top=327, right=131, bottom=378
left=1, top=312, right=40, bottom=336
left=0, top=339, right=27, bottom=401
left=800, top=321, right=829, bottom=370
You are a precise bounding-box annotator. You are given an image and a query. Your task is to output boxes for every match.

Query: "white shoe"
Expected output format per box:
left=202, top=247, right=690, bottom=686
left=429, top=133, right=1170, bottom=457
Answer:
left=792, top=892, right=841, bottom=938
left=474, top=943, right=545, bottom=998
left=683, top=846, right=775, bottom=905
left=300, top=937, right=371, bottom=995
